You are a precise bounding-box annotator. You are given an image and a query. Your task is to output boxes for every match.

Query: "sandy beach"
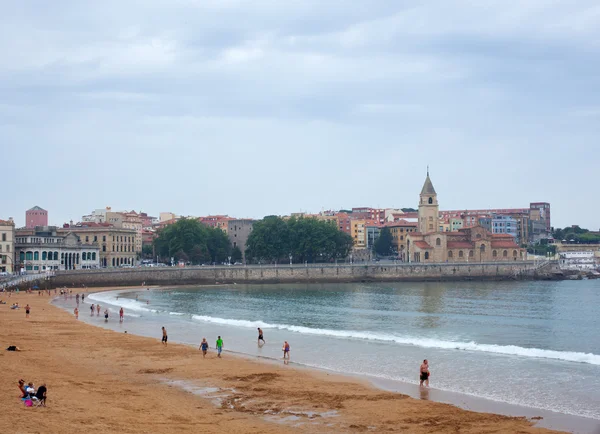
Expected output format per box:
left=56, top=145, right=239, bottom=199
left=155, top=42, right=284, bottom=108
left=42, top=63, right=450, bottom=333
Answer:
left=0, top=287, right=564, bottom=434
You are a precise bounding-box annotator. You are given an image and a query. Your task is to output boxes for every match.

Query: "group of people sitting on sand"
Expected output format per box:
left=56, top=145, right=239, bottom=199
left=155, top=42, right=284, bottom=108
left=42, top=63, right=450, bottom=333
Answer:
left=18, top=379, right=47, bottom=407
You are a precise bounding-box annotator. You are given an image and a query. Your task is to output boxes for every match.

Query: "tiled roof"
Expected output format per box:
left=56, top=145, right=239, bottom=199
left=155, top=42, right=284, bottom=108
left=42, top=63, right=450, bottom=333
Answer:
left=27, top=206, right=46, bottom=211
left=491, top=233, right=514, bottom=238
left=414, top=241, right=433, bottom=249
left=491, top=241, right=520, bottom=248
left=447, top=241, right=474, bottom=249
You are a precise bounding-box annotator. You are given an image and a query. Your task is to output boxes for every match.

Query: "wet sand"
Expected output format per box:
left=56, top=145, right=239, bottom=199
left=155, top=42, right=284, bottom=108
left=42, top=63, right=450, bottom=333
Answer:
left=1, top=287, right=567, bottom=433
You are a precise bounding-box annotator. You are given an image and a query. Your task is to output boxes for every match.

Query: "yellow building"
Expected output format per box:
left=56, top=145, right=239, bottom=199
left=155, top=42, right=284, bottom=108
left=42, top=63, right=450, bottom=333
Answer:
left=58, top=224, right=138, bottom=267
left=385, top=220, right=418, bottom=261
left=407, top=173, right=525, bottom=263
left=351, top=219, right=367, bottom=248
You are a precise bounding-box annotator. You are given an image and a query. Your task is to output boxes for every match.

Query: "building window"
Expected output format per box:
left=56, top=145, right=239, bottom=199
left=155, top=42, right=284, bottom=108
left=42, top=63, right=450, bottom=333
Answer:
left=34, top=251, right=39, bottom=260
left=424, top=252, right=429, bottom=260
left=436, top=238, right=441, bottom=246
left=428, top=197, right=433, bottom=204
left=103, top=245, right=106, bottom=252
left=1, top=233, right=5, bottom=241
left=448, top=251, right=453, bottom=258
left=459, top=250, right=464, bottom=258
left=503, top=250, right=508, bottom=257
left=493, top=250, right=497, bottom=257
left=86, top=236, right=89, bottom=242
left=103, top=235, right=106, bottom=242
left=480, top=244, right=486, bottom=252
left=469, top=250, right=474, bottom=257
left=92, top=252, right=96, bottom=260
left=513, top=250, right=518, bottom=257
left=42, top=251, right=47, bottom=260
left=20, top=251, right=25, bottom=261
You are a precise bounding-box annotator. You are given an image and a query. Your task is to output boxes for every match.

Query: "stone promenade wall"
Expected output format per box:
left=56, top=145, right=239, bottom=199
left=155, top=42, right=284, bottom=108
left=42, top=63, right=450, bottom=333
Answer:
left=48, top=262, right=555, bottom=288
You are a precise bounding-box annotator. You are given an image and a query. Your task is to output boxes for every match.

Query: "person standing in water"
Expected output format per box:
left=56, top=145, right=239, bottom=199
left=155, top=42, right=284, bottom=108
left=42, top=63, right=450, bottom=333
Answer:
left=200, top=338, right=209, bottom=357
left=104, top=309, right=109, bottom=322
left=282, top=341, right=290, bottom=359
left=90, top=304, right=95, bottom=315
left=75, top=293, right=80, bottom=305
left=119, top=307, right=124, bottom=322
left=161, top=327, right=168, bottom=345
left=216, top=336, right=224, bottom=358
left=420, top=359, right=430, bottom=387
left=96, top=304, right=101, bottom=316
left=257, top=328, right=265, bottom=345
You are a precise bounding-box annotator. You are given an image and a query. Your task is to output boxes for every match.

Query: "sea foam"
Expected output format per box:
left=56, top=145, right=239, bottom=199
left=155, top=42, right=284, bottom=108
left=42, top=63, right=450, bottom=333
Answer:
left=190, top=314, right=600, bottom=366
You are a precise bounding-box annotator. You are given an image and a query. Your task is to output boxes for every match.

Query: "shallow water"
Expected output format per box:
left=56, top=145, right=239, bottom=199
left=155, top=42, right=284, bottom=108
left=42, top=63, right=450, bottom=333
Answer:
left=55, top=280, right=600, bottom=422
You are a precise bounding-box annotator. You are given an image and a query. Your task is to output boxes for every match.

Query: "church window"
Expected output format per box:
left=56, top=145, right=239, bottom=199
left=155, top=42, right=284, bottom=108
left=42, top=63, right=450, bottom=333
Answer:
left=476, top=234, right=482, bottom=239
left=425, top=252, right=429, bottom=260
left=459, top=250, right=464, bottom=258
left=493, top=250, right=497, bottom=257
left=469, top=250, right=474, bottom=257
left=448, top=251, right=453, bottom=258
left=436, top=238, right=441, bottom=246
left=428, top=197, right=433, bottom=204
left=513, top=250, right=518, bottom=257
left=480, top=244, right=486, bottom=252
left=503, top=250, right=508, bottom=257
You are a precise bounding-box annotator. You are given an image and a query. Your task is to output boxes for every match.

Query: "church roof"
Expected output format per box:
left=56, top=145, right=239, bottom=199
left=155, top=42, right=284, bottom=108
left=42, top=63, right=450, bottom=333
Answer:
left=447, top=241, right=474, bottom=249
left=414, top=241, right=433, bottom=249
left=491, top=241, right=520, bottom=249
left=27, top=206, right=46, bottom=211
left=420, top=175, right=436, bottom=195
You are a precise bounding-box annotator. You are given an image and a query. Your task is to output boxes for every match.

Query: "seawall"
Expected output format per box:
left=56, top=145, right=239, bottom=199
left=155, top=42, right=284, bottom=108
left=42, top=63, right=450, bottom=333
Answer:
left=46, top=261, right=560, bottom=288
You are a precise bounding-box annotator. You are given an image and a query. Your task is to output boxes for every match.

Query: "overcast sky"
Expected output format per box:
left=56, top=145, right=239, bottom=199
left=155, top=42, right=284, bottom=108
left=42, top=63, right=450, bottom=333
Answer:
left=1, top=1, right=599, bottom=229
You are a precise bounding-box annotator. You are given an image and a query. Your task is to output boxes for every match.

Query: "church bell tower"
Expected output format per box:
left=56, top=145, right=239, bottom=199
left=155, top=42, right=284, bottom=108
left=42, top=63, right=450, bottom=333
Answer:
left=418, top=168, right=439, bottom=233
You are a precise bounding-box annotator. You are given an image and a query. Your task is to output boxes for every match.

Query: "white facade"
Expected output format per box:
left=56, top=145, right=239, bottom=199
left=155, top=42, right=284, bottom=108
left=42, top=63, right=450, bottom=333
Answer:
left=559, top=251, right=596, bottom=270
left=15, top=229, right=100, bottom=272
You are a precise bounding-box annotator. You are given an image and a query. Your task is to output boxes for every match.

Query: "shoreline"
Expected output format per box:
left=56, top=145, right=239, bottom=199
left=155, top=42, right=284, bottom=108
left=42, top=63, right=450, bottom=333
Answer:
left=0, top=285, right=584, bottom=433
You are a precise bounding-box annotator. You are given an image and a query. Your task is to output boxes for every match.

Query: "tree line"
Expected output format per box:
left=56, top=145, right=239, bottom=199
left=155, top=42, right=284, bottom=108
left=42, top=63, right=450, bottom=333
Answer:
left=153, top=216, right=354, bottom=265
left=245, top=216, right=354, bottom=263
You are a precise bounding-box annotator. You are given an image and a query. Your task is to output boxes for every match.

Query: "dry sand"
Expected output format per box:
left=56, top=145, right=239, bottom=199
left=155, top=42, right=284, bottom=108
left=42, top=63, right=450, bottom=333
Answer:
left=0, top=287, right=564, bottom=433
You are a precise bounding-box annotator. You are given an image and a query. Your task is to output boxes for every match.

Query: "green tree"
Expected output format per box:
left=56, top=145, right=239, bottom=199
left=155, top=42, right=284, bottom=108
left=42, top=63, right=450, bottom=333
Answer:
left=141, top=244, right=154, bottom=259
left=245, top=216, right=353, bottom=263
left=374, top=227, right=394, bottom=256
left=153, top=218, right=232, bottom=264
left=231, top=246, right=243, bottom=263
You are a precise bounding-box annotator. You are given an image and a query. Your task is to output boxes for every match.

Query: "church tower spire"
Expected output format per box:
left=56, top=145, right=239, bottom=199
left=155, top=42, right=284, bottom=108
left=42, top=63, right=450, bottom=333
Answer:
left=418, top=169, right=439, bottom=233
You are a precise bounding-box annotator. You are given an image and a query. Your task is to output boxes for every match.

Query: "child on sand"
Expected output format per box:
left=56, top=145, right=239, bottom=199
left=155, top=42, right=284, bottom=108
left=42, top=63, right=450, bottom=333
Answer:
left=25, top=304, right=30, bottom=318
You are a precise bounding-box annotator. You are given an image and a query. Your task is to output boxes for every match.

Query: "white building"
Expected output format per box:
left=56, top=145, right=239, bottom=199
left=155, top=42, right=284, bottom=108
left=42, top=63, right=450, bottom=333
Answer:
left=559, top=251, right=596, bottom=270
left=15, top=227, right=100, bottom=272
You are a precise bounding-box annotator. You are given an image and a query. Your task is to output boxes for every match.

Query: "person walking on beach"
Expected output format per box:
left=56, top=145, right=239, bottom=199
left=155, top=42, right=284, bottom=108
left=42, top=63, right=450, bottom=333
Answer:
left=216, top=336, right=224, bottom=358
left=200, top=338, right=209, bottom=358
left=420, top=359, right=430, bottom=387
left=282, top=341, right=290, bottom=359
left=81, top=294, right=85, bottom=302
left=119, top=307, right=124, bottom=322
left=161, top=327, right=168, bottom=345
left=258, top=328, right=265, bottom=345
left=25, top=304, right=30, bottom=318
left=96, top=304, right=101, bottom=316
left=104, top=309, right=109, bottom=322
left=74, top=307, right=79, bottom=319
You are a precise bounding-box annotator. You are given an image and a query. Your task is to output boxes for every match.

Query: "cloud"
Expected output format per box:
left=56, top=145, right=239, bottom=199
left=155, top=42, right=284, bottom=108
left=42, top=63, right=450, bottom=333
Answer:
left=0, top=1, right=598, bottom=228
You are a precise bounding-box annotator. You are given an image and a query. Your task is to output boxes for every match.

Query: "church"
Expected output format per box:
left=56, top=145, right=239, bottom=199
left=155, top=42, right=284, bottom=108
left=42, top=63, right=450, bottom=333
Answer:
left=406, top=173, right=525, bottom=263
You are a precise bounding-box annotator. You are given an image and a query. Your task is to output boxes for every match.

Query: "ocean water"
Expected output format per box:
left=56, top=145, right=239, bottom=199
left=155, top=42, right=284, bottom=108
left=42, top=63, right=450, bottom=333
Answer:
left=55, top=280, right=600, bottom=421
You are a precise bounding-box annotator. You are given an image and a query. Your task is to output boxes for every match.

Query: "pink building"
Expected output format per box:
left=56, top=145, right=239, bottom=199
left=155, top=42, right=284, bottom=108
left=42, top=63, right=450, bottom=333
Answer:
left=26, top=206, right=48, bottom=228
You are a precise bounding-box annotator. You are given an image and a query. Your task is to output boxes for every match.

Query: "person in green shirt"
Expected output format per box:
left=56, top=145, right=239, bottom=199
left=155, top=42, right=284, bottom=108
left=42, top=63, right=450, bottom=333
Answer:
left=216, top=336, right=224, bottom=358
